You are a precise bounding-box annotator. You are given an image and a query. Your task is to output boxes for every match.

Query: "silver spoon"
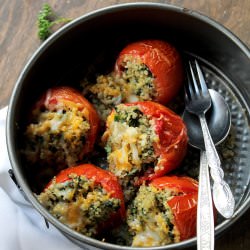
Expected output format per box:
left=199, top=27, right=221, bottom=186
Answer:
left=183, top=89, right=234, bottom=217
left=183, top=89, right=233, bottom=249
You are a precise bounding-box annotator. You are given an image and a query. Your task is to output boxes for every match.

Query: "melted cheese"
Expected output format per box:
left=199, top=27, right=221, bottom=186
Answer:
left=132, top=225, right=164, bottom=247
left=107, top=116, right=144, bottom=174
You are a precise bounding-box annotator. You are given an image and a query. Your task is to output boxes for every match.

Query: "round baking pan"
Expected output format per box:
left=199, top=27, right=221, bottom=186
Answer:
left=6, top=3, right=250, bottom=250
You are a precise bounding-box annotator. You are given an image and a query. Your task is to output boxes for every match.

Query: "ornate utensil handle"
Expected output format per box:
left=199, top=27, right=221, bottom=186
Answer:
left=197, top=151, right=214, bottom=250
left=199, top=113, right=235, bottom=218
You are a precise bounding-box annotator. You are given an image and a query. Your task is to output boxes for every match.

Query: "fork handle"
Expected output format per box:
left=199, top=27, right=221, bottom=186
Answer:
left=199, top=113, right=235, bottom=218
left=197, top=151, right=214, bottom=250
left=199, top=114, right=222, bottom=177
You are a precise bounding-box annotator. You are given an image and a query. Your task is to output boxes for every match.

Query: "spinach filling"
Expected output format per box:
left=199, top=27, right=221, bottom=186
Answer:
left=38, top=175, right=121, bottom=237
left=121, top=58, right=156, bottom=100
left=114, top=107, right=143, bottom=127
left=24, top=107, right=90, bottom=168
left=127, top=185, right=179, bottom=246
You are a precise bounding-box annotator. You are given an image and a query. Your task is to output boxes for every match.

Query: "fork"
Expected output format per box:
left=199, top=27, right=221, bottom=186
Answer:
left=185, top=59, right=235, bottom=218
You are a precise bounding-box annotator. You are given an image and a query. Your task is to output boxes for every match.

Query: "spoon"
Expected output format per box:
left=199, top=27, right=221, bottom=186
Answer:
left=183, top=89, right=231, bottom=152
left=183, top=89, right=233, bottom=249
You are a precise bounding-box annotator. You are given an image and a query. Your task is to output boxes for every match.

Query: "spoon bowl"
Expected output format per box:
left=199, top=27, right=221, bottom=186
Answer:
left=183, top=89, right=231, bottom=149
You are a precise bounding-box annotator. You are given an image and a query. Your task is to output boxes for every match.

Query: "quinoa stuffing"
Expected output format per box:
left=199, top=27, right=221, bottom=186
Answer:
left=83, top=72, right=127, bottom=121
left=38, top=173, right=121, bottom=237
left=118, top=55, right=156, bottom=101
left=102, top=104, right=159, bottom=200
left=82, top=55, right=156, bottom=121
left=24, top=104, right=90, bottom=168
left=127, top=184, right=180, bottom=247
left=103, top=105, right=158, bottom=176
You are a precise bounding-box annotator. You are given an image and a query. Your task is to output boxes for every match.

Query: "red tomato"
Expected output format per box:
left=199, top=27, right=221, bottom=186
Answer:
left=151, top=175, right=198, bottom=193
left=47, top=164, right=126, bottom=227
left=150, top=176, right=198, bottom=240
left=35, top=86, right=100, bottom=156
left=125, top=101, right=188, bottom=183
left=115, top=40, right=184, bottom=104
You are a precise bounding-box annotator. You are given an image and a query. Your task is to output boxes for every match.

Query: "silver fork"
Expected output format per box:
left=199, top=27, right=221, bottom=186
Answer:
left=185, top=59, right=235, bottom=218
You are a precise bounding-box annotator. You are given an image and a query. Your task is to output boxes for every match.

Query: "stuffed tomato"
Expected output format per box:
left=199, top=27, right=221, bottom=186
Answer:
left=102, top=101, right=188, bottom=188
left=38, top=164, right=125, bottom=237
left=114, top=39, right=184, bottom=104
left=127, top=176, right=198, bottom=247
left=83, top=39, right=183, bottom=121
left=23, top=86, right=99, bottom=168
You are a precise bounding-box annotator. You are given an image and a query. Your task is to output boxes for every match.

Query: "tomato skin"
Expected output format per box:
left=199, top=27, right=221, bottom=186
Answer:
left=150, top=176, right=198, bottom=240
left=35, top=86, right=100, bottom=156
left=47, top=164, right=126, bottom=224
left=125, top=101, right=188, bottom=182
left=115, top=40, right=184, bottom=104
left=150, top=175, right=198, bottom=193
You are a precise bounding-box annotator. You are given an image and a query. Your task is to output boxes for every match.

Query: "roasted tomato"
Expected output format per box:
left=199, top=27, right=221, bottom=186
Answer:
left=102, top=101, right=188, bottom=190
left=23, top=86, right=100, bottom=168
left=115, top=39, right=184, bottom=104
left=151, top=176, right=198, bottom=241
left=127, top=176, right=198, bottom=247
left=38, top=164, right=125, bottom=237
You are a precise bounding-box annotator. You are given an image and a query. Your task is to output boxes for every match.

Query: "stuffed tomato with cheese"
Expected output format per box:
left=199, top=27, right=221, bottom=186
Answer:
left=38, top=164, right=125, bottom=237
left=115, top=39, right=184, bottom=104
left=102, top=101, right=188, bottom=184
left=127, top=176, right=198, bottom=247
left=24, top=86, right=99, bottom=168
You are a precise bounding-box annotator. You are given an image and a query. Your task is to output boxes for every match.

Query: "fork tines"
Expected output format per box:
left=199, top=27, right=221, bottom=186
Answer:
left=184, top=58, right=212, bottom=114
left=185, top=59, right=210, bottom=99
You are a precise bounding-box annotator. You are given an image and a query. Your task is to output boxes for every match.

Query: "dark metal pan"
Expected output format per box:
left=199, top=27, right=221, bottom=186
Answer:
left=6, top=3, right=250, bottom=250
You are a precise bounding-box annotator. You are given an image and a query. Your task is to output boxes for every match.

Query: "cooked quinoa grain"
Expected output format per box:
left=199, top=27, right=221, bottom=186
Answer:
left=84, top=73, right=126, bottom=121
